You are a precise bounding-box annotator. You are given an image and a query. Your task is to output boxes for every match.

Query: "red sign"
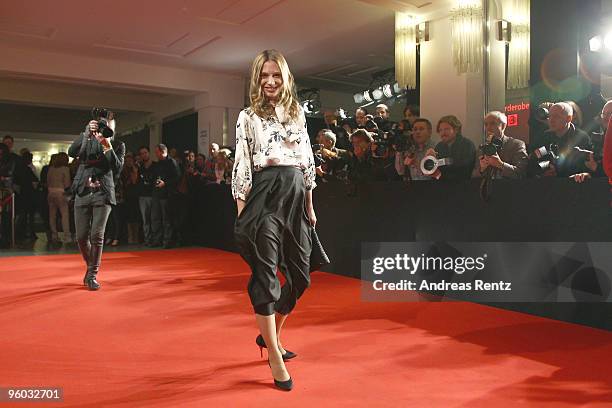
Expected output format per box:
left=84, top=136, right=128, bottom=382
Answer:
left=507, top=114, right=519, bottom=127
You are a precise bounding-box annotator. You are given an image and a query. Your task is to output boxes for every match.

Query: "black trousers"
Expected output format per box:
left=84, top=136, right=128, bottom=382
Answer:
left=234, top=166, right=312, bottom=316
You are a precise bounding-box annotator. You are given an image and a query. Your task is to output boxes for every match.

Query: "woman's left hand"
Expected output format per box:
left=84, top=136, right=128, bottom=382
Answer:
left=306, top=206, right=317, bottom=228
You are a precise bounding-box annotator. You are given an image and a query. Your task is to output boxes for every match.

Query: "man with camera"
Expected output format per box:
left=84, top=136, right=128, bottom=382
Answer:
left=363, top=113, right=399, bottom=181
left=323, top=109, right=351, bottom=150
left=151, top=143, right=180, bottom=249
left=374, top=104, right=396, bottom=132
left=313, top=129, right=350, bottom=181
left=431, top=115, right=476, bottom=181
left=395, top=118, right=436, bottom=181
left=355, top=107, right=368, bottom=129
left=345, top=129, right=376, bottom=192
left=528, top=102, right=592, bottom=178
left=476, top=111, right=528, bottom=179
left=68, top=108, right=125, bottom=290
left=137, top=146, right=156, bottom=246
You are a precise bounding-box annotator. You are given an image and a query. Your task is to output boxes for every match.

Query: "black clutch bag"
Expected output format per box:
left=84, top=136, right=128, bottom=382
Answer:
left=309, top=226, right=330, bottom=272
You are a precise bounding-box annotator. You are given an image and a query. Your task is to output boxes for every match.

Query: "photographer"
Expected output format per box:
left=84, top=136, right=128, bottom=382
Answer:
left=137, top=146, right=156, bottom=246
left=151, top=143, right=180, bottom=249
left=314, top=129, right=350, bottom=181
left=395, top=118, right=436, bottom=181
left=476, top=111, right=528, bottom=179
left=323, top=109, right=350, bottom=150
left=367, top=118, right=399, bottom=181
left=433, top=115, right=477, bottom=181
left=68, top=109, right=125, bottom=290
left=374, top=104, right=396, bottom=132
left=347, top=129, right=376, bottom=187
left=355, top=107, right=368, bottom=129
left=528, top=102, right=592, bottom=178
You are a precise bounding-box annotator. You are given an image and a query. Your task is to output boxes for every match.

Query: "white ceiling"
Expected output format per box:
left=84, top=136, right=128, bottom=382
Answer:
left=0, top=0, right=452, bottom=93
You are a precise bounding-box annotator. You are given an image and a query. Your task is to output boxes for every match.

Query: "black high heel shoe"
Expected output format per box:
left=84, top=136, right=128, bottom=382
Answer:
left=256, top=334, right=297, bottom=360
left=268, top=359, right=293, bottom=391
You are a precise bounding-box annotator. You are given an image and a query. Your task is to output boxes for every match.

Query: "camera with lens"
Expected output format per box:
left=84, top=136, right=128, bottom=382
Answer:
left=533, top=106, right=550, bottom=122
left=312, top=143, right=326, bottom=167
left=480, top=137, right=504, bottom=157
left=373, top=116, right=393, bottom=132
left=389, top=124, right=414, bottom=153
left=372, top=132, right=392, bottom=158
left=91, top=107, right=115, bottom=139
left=364, top=119, right=378, bottom=132
left=532, top=143, right=560, bottom=172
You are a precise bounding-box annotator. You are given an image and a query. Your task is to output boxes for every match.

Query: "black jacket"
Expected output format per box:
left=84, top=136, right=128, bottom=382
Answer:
left=435, top=134, right=477, bottom=181
left=68, top=129, right=125, bottom=205
left=152, top=156, right=180, bottom=199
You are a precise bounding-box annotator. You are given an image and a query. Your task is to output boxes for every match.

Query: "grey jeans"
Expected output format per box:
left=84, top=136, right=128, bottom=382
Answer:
left=74, top=204, right=112, bottom=247
left=151, top=197, right=172, bottom=245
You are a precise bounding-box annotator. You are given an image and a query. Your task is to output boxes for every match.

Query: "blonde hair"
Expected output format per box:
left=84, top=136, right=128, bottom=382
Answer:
left=248, top=49, right=300, bottom=121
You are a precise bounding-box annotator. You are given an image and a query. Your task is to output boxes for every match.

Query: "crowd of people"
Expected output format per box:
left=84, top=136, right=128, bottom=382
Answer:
left=311, top=100, right=611, bottom=189
left=0, top=136, right=233, bottom=249
left=2, top=98, right=610, bottom=248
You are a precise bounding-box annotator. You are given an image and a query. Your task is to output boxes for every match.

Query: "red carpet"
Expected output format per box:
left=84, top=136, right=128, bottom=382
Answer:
left=1, top=248, right=611, bottom=407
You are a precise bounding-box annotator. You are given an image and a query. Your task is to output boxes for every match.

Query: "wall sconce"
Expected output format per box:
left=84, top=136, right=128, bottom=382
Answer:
left=504, top=0, right=530, bottom=89
left=395, top=12, right=417, bottom=89
left=416, top=21, right=430, bottom=44
left=497, top=20, right=512, bottom=42
left=450, top=0, right=484, bottom=74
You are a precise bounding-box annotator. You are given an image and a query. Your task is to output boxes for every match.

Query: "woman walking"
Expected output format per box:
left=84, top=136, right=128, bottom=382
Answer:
left=232, top=49, right=317, bottom=391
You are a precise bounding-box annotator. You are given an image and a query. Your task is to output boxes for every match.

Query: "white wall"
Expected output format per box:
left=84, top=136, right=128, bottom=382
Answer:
left=0, top=43, right=246, bottom=154
left=420, top=15, right=485, bottom=146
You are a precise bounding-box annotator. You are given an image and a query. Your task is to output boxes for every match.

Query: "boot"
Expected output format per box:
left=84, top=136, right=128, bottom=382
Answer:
left=77, top=239, right=91, bottom=285
left=86, top=244, right=103, bottom=291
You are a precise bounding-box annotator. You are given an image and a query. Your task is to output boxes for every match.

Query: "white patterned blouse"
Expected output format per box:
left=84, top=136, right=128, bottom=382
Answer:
left=231, top=105, right=317, bottom=201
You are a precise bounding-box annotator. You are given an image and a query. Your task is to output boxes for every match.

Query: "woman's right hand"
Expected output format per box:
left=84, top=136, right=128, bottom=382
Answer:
left=88, top=120, right=98, bottom=133
left=236, top=199, right=246, bottom=217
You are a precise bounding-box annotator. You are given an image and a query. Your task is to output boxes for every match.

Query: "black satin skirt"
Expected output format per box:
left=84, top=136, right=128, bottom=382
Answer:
left=234, top=166, right=312, bottom=316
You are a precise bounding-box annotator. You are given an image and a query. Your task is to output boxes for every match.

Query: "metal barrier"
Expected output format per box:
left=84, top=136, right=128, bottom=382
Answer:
left=0, top=188, right=16, bottom=249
